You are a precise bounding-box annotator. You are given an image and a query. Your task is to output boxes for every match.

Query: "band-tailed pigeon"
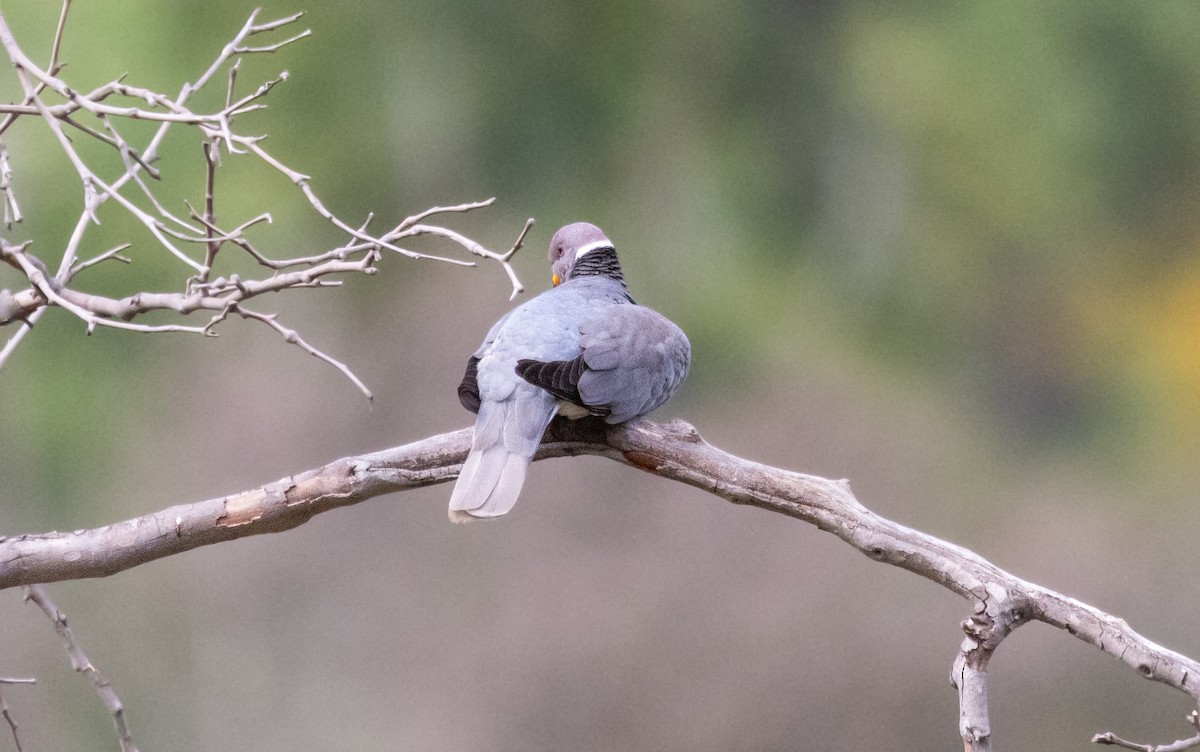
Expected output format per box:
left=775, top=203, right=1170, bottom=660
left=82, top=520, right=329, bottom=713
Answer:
left=449, top=222, right=690, bottom=522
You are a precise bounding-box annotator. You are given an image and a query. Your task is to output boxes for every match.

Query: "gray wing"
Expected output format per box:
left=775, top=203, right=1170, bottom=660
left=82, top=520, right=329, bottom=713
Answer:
left=457, top=310, right=514, bottom=413
left=449, top=294, right=582, bottom=522
left=578, top=305, right=690, bottom=423
left=516, top=303, right=690, bottom=424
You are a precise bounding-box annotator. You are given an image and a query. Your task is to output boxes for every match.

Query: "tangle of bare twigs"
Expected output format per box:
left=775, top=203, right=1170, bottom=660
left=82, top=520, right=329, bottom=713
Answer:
left=0, top=4, right=532, bottom=398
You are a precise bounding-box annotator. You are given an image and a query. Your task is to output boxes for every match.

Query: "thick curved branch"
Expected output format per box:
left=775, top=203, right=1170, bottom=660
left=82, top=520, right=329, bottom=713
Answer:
left=1, top=418, right=1197, bottom=748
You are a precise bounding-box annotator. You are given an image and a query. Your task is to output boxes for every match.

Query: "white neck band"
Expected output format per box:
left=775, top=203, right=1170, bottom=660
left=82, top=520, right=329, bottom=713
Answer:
left=575, top=240, right=613, bottom=259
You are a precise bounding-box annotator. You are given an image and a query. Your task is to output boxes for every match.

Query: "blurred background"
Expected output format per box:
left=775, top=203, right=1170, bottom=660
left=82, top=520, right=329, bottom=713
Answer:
left=1, top=1, right=1199, bottom=749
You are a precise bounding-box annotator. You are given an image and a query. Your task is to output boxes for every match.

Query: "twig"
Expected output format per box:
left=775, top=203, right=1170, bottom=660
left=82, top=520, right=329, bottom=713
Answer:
left=0, top=308, right=43, bottom=369
left=394, top=197, right=497, bottom=230
left=0, top=686, right=22, bottom=752
left=70, top=243, right=132, bottom=277
left=1093, top=712, right=1200, bottom=752
left=1, top=240, right=386, bottom=387
left=400, top=217, right=534, bottom=300
left=47, top=0, right=70, bottom=76
left=0, top=140, right=18, bottom=227
left=199, top=140, right=219, bottom=282
left=233, top=138, right=475, bottom=266
left=221, top=305, right=373, bottom=400
left=23, top=585, right=138, bottom=752
left=0, top=0, right=68, bottom=140
left=10, top=65, right=204, bottom=271
left=0, top=677, right=33, bottom=752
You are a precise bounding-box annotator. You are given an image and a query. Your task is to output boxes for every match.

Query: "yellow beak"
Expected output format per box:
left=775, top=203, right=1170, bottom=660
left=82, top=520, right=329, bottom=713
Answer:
left=552, top=273, right=561, bottom=286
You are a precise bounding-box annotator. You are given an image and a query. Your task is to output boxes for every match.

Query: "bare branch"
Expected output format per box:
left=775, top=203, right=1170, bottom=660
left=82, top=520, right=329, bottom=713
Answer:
left=952, top=612, right=1000, bottom=752
left=99, top=114, right=160, bottom=180
left=0, top=287, right=44, bottom=325
left=400, top=216, right=534, bottom=300
left=1093, top=732, right=1200, bottom=752
left=8, top=65, right=204, bottom=271
left=48, top=0, right=70, bottom=75
left=0, top=140, right=19, bottom=227
left=0, top=0, right=69, bottom=142
left=1, top=417, right=1197, bottom=752
left=23, top=585, right=138, bottom=752
left=251, top=11, right=306, bottom=35
left=1093, top=712, right=1200, bottom=752
left=233, top=138, right=474, bottom=266
left=0, top=5, right=527, bottom=388
left=394, top=197, right=498, bottom=230
left=0, top=685, right=23, bottom=752
left=1, top=244, right=208, bottom=335
left=222, top=305, right=373, bottom=400
left=234, top=29, right=312, bottom=55
left=0, top=308, right=42, bottom=369
left=199, top=140, right=219, bottom=282
left=70, top=243, right=132, bottom=277
left=0, top=675, right=34, bottom=752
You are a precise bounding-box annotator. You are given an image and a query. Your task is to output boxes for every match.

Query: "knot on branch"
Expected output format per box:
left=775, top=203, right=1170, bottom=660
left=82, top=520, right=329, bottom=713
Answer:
left=966, top=583, right=1037, bottom=645
left=962, top=611, right=996, bottom=645
left=641, top=417, right=704, bottom=444
left=0, top=288, right=29, bottom=325
left=659, top=418, right=704, bottom=443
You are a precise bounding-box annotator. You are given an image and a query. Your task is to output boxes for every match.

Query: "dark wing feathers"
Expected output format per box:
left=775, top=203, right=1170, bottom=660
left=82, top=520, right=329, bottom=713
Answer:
left=514, top=355, right=589, bottom=407
left=458, top=356, right=482, bottom=413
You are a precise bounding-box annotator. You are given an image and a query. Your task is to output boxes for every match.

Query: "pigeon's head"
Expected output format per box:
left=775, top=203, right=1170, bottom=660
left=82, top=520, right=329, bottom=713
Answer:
left=549, top=222, right=615, bottom=286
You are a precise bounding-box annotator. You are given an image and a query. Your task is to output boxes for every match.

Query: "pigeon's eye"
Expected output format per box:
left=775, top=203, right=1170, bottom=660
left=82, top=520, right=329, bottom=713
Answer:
left=555, top=244, right=564, bottom=258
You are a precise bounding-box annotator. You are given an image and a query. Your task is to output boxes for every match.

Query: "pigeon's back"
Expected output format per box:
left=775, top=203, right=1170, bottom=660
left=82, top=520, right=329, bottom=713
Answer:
left=449, top=222, right=688, bottom=522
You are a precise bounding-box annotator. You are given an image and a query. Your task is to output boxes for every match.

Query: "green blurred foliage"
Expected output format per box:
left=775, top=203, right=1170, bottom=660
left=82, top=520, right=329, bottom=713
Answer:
left=2, top=1, right=1200, bottom=750
left=6, top=0, right=1198, bottom=468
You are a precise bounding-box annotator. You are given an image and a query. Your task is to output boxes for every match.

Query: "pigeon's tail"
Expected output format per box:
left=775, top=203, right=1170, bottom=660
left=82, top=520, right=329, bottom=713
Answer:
left=448, top=447, right=529, bottom=522
left=448, top=390, right=556, bottom=522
